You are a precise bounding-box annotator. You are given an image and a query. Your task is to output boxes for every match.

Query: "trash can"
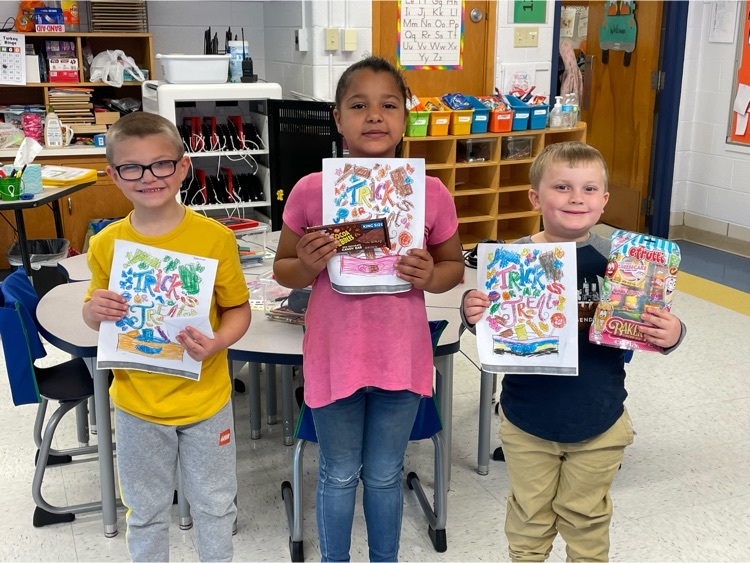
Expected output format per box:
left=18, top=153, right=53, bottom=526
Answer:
left=6, top=238, right=70, bottom=297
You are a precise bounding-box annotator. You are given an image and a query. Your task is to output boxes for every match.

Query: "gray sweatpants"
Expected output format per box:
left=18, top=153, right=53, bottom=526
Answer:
left=115, top=400, right=237, bottom=562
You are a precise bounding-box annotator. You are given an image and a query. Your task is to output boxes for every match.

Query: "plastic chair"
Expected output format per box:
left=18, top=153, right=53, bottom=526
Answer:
left=281, top=320, right=449, bottom=562
left=0, top=268, right=103, bottom=527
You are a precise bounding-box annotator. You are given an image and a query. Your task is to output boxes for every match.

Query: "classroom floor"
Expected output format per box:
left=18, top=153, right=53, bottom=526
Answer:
left=0, top=240, right=748, bottom=562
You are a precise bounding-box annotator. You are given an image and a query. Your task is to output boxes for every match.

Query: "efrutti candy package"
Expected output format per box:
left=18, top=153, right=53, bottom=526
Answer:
left=589, top=230, right=681, bottom=352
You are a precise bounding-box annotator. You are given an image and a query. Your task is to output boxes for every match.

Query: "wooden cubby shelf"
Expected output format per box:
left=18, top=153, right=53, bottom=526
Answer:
left=402, top=123, right=587, bottom=248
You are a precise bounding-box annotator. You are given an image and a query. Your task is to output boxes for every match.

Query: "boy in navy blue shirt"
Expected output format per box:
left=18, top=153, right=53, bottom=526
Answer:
left=462, top=142, right=685, bottom=562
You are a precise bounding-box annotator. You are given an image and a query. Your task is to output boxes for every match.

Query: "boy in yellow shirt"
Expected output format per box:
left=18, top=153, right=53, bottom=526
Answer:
left=83, top=112, right=250, bottom=561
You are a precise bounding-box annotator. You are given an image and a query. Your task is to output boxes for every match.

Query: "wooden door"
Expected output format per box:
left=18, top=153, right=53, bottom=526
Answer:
left=372, top=1, right=496, bottom=97
left=582, top=1, right=663, bottom=232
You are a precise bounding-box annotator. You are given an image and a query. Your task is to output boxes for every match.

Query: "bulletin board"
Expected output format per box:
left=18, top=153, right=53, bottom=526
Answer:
left=728, top=0, right=750, bottom=145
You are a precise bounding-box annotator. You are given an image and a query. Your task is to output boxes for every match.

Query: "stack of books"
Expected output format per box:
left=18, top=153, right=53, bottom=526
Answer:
left=48, top=88, right=107, bottom=135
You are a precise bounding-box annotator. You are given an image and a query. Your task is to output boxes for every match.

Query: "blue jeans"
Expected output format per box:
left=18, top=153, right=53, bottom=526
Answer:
left=311, top=387, right=422, bottom=562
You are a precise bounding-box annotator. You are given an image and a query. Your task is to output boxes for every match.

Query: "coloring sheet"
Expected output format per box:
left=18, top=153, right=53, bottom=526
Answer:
left=322, top=158, right=425, bottom=294
left=96, top=240, right=218, bottom=380
left=475, top=242, right=579, bottom=375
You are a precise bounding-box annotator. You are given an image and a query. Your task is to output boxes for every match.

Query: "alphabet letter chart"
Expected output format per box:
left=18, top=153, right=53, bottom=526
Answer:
left=398, top=0, right=464, bottom=69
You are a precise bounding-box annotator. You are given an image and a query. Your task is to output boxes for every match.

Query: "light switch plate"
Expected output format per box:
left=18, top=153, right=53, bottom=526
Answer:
left=325, top=28, right=339, bottom=51
left=514, top=26, right=539, bottom=48
left=343, top=29, right=357, bottom=52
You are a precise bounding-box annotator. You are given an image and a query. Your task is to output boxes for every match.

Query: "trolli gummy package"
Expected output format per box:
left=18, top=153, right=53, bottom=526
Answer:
left=589, top=230, right=681, bottom=352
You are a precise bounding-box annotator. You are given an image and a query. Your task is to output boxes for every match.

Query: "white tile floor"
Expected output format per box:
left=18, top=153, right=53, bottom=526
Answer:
left=1, top=287, right=749, bottom=561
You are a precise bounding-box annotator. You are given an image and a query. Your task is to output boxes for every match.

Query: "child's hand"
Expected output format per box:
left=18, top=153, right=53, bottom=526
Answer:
left=396, top=248, right=434, bottom=290
left=297, top=231, right=338, bottom=276
left=639, top=307, right=682, bottom=349
left=463, top=290, right=491, bottom=325
left=176, top=326, right=219, bottom=362
left=87, top=289, right=128, bottom=322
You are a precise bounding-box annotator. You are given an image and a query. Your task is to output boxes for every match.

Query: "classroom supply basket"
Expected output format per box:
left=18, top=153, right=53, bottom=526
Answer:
left=465, top=96, right=490, bottom=134
left=505, top=95, right=549, bottom=130
left=406, top=110, right=430, bottom=137
left=425, top=98, right=451, bottom=136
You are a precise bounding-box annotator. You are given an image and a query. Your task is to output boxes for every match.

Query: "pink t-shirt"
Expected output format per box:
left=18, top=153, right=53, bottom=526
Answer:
left=283, top=172, right=459, bottom=408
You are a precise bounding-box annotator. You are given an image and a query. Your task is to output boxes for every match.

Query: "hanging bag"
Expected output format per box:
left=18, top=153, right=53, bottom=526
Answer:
left=89, top=49, right=145, bottom=87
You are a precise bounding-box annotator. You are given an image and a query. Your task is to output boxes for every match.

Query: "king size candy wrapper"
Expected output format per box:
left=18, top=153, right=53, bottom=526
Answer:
left=305, top=218, right=390, bottom=253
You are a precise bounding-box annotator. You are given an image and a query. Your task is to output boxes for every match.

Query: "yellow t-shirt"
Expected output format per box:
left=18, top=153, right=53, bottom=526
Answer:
left=85, top=207, right=249, bottom=425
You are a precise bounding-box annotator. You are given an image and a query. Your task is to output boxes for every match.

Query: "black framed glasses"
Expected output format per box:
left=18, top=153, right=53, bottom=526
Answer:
left=114, top=159, right=180, bottom=181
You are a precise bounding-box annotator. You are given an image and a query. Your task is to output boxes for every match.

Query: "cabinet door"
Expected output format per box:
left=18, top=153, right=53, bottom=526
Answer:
left=36, top=156, right=134, bottom=253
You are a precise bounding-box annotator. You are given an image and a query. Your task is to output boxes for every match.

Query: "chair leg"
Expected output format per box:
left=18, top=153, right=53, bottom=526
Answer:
left=281, top=439, right=307, bottom=562
left=477, top=370, right=494, bottom=475
left=32, top=399, right=102, bottom=527
left=176, top=464, right=193, bottom=530
left=406, top=432, right=448, bottom=552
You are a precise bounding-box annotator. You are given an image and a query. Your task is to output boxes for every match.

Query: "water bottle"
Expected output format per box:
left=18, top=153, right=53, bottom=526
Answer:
left=561, top=95, right=575, bottom=128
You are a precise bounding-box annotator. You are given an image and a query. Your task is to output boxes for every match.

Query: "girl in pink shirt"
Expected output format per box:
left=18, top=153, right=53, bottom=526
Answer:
left=273, top=56, right=464, bottom=561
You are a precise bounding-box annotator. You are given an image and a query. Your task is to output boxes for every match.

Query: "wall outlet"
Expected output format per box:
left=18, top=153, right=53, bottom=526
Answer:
left=513, top=26, right=539, bottom=48
left=343, top=29, right=357, bottom=52
left=325, top=27, right=339, bottom=51
left=295, top=28, right=309, bottom=52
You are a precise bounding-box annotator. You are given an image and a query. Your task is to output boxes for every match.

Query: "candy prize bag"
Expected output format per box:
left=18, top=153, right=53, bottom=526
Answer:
left=589, top=230, right=680, bottom=352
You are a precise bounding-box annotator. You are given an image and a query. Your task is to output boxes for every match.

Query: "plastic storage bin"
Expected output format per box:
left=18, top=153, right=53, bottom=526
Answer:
left=501, top=136, right=534, bottom=161
left=425, top=98, right=451, bottom=136
left=475, top=96, right=514, bottom=133
left=505, top=96, right=549, bottom=130
left=465, top=96, right=490, bottom=134
left=406, top=110, right=429, bottom=137
left=504, top=96, right=531, bottom=131
left=457, top=138, right=496, bottom=163
left=155, top=54, right=230, bottom=84
left=448, top=108, right=473, bottom=135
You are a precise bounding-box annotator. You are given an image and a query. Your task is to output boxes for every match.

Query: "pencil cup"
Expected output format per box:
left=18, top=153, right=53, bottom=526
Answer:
left=0, top=177, right=23, bottom=201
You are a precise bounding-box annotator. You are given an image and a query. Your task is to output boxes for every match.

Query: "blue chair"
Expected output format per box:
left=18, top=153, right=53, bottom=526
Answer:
left=281, top=320, right=449, bottom=562
left=0, top=268, right=103, bottom=527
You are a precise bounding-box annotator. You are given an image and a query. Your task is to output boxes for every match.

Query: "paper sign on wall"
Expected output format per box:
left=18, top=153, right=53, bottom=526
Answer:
left=96, top=240, right=218, bottom=380
left=321, top=158, right=425, bottom=294
left=398, top=0, right=464, bottom=69
left=475, top=242, right=579, bottom=375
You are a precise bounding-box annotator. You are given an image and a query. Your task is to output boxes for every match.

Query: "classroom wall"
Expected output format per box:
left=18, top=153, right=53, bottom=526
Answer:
left=672, top=0, right=750, bottom=242
left=261, top=0, right=372, bottom=101
left=148, top=1, right=266, bottom=82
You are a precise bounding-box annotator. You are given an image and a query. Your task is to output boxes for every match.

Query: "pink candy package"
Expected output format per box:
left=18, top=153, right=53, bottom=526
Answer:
left=589, top=230, right=681, bottom=352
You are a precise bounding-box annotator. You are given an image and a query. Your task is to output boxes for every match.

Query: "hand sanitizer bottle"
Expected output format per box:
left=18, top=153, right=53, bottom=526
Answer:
left=549, top=96, right=564, bottom=129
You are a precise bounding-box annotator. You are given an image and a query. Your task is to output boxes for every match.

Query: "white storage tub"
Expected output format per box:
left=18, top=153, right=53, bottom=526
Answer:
left=155, top=54, right=230, bottom=84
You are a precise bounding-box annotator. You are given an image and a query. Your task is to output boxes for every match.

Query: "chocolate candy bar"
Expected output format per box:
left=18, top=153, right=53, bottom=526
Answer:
left=305, top=218, right=390, bottom=253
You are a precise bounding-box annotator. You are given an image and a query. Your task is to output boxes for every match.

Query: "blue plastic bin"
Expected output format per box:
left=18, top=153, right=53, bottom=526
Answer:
left=528, top=104, right=550, bottom=130
left=504, top=95, right=530, bottom=131
left=506, top=95, right=549, bottom=130
left=465, top=96, right=490, bottom=134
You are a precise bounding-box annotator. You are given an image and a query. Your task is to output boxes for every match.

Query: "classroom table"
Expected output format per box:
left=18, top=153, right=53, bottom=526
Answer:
left=57, top=253, right=91, bottom=282
left=0, top=182, right=96, bottom=275
left=36, top=280, right=463, bottom=537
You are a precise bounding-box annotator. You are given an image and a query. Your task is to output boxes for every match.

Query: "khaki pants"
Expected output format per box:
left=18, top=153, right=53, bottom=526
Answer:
left=500, top=409, right=634, bottom=562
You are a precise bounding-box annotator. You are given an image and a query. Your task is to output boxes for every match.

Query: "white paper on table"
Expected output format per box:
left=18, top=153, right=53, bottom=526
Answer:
left=96, top=240, right=218, bottom=380
left=321, top=158, right=425, bottom=294
left=475, top=242, right=579, bottom=376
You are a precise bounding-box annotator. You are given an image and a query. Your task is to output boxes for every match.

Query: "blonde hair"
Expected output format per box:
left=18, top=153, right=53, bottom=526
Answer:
left=529, top=142, right=608, bottom=191
left=105, top=112, right=184, bottom=164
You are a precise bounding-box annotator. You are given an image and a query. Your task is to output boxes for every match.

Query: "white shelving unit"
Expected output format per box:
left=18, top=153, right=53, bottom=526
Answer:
left=141, top=81, right=283, bottom=221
